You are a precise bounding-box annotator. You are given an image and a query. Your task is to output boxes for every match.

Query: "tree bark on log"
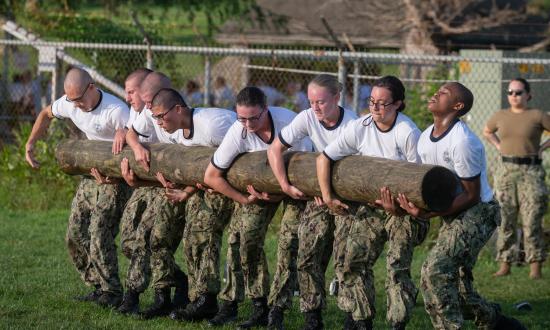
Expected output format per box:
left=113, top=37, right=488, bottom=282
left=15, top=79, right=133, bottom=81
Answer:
left=55, top=140, right=459, bottom=211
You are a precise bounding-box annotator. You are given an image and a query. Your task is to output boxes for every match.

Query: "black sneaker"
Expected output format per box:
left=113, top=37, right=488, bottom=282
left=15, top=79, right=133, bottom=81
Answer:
left=208, top=300, right=238, bottom=326
left=97, top=292, right=123, bottom=308
left=494, top=314, right=527, bottom=330
left=354, top=319, right=373, bottom=330
left=73, top=286, right=102, bottom=302
left=267, top=306, right=284, bottom=330
left=172, top=269, right=190, bottom=310
left=117, top=289, right=140, bottom=315
left=141, top=288, right=172, bottom=319
left=237, top=297, right=269, bottom=329
left=170, top=293, right=218, bottom=322
left=343, top=313, right=355, bottom=330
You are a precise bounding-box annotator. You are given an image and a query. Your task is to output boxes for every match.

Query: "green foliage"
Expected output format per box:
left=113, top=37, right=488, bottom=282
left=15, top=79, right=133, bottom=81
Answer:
left=0, top=122, right=78, bottom=211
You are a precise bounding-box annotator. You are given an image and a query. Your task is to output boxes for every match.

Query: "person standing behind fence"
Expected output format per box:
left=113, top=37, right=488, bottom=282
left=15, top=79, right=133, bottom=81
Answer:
left=24, top=67, right=131, bottom=308
left=483, top=78, right=550, bottom=279
left=213, top=76, right=235, bottom=109
left=184, top=80, right=205, bottom=108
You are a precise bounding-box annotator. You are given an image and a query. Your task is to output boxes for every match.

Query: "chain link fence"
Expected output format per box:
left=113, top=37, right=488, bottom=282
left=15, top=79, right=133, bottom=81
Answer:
left=1, top=39, right=549, bottom=175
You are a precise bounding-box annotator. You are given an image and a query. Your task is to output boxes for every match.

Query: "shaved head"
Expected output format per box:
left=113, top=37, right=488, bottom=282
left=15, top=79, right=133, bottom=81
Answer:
left=444, top=82, right=474, bottom=117
left=152, top=88, right=187, bottom=109
left=125, top=68, right=153, bottom=85
left=140, top=71, right=172, bottom=108
left=64, top=67, right=93, bottom=91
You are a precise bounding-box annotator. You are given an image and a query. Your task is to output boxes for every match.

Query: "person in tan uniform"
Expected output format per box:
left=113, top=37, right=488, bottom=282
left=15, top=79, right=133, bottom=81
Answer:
left=484, top=77, right=550, bottom=279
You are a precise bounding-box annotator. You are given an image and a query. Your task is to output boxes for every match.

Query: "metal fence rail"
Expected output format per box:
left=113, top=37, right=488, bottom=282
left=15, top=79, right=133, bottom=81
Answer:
left=1, top=38, right=549, bottom=176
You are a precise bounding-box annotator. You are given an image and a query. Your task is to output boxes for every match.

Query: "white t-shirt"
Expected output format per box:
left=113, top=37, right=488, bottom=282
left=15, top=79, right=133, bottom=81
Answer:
left=51, top=90, right=129, bottom=141
left=127, top=107, right=157, bottom=143
left=418, top=119, right=493, bottom=203
left=177, top=107, right=236, bottom=147
left=131, top=107, right=183, bottom=144
left=279, top=107, right=357, bottom=152
left=323, top=112, right=421, bottom=163
left=211, top=107, right=310, bottom=170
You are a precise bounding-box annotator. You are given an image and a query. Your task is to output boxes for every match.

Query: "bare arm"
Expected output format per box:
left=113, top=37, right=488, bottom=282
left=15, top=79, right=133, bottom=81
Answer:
left=482, top=125, right=501, bottom=153
left=539, top=138, right=550, bottom=157
left=125, top=127, right=151, bottom=172
left=316, top=153, right=348, bottom=215
left=25, top=105, right=54, bottom=168
left=204, top=162, right=255, bottom=204
left=267, top=138, right=305, bottom=199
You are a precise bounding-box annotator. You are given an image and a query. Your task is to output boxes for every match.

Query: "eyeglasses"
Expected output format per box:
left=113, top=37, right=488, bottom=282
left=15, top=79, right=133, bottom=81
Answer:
left=368, top=98, right=394, bottom=110
left=237, top=108, right=265, bottom=123
left=152, top=104, right=177, bottom=121
left=507, top=90, right=524, bottom=96
left=66, top=83, right=92, bottom=103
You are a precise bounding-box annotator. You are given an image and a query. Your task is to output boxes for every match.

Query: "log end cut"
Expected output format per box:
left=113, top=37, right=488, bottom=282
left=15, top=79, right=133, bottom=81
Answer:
left=422, top=166, right=459, bottom=212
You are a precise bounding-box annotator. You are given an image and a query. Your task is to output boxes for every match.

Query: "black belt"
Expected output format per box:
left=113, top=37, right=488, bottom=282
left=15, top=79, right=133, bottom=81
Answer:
left=502, top=156, right=542, bottom=165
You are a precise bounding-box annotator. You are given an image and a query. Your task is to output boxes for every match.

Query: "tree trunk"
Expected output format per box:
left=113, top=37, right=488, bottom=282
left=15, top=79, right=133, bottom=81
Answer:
left=55, top=140, right=459, bottom=211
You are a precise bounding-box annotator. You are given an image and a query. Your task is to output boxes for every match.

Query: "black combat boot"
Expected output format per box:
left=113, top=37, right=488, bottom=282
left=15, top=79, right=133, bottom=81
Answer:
left=302, top=309, right=323, bottom=330
left=353, top=318, right=373, bottom=330
left=494, top=314, right=527, bottom=330
left=170, top=293, right=219, bottom=321
left=141, top=288, right=172, bottom=319
left=343, top=313, right=355, bottom=330
left=172, top=269, right=190, bottom=310
left=207, top=300, right=238, bottom=326
left=117, top=289, right=140, bottom=315
left=391, top=322, right=406, bottom=330
left=73, top=285, right=102, bottom=302
left=237, top=297, right=269, bottom=329
left=97, top=291, right=123, bottom=308
left=267, top=306, right=284, bottom=330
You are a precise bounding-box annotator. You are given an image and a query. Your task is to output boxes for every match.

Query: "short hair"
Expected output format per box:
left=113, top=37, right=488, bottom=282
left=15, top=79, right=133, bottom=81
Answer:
left=309, top=74, right=342, bottom=95
left=125, top=68, right=153, bottom=84
left=236, top=86, right=267, bottom=109
left=446, top=82, right=474, bottom=117
left=511, top=77, right=531, bottom=93
left=151, top=88, right=188, bottom=109
left=373, top=75, right=406, bottom=112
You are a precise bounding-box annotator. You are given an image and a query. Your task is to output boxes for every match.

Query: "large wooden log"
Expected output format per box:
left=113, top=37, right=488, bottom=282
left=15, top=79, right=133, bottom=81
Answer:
left=55, top=140, right=459, bottom=211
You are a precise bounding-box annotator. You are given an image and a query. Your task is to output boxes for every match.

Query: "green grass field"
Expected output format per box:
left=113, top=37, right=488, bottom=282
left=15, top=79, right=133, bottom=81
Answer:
left=1, top=208, right=549, bottom=329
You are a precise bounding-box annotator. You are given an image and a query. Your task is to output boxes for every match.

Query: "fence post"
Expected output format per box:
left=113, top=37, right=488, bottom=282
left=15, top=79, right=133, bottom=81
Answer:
left=51, top=48, right=63, bottom=101
left=204, top=56, right=211, bottom=106
left=338, top=54, right=346, bottom=108
left=352, top=59, right=360, bottom=114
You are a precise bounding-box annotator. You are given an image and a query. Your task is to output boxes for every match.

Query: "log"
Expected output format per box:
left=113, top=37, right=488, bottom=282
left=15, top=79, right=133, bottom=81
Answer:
left=55, top=140, right=459, bottom=211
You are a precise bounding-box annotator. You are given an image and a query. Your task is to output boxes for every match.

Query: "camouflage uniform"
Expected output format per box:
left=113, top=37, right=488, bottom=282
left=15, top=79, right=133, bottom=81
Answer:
left=66, top=177, right=131, bottom=294
left=183, top=191, right=234, bottom=301
left=421, top=200, right=501, bottom=330
left=338, top=204, right=429, bottom=326
left=297, top=200, right=355, bottom=313
left=495, top=162, right=548, bottom=263
left=219, top=201, right=279, bottom=302
left=119, top=186, right=186, bottom=292
left=268, top=199, right=307, bottom=309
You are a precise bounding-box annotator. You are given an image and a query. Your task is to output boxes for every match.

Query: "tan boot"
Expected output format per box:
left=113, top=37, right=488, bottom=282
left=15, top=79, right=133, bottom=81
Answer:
left=529, top=262, right=542, bottom=279
left=493, top=262, right=511, bottom=277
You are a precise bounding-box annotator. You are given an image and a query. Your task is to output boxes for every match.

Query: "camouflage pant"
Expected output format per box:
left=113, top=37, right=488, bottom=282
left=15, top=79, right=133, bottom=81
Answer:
left=219, top=201, right=279, bottom=302
left=495, top=162, right=548, bottom=263
left=120, top=186, right=186, bottom=292
left=66, top=177, right=131, bottom=294
left=268, top=199, right=306, bottom=309
left=183, top=191, right=233, bottom=301
left=338, top=204, right=429, bottom=325
left=421, top=201, right=501, bottom=330
left=297, top=200, right=354, bottom=313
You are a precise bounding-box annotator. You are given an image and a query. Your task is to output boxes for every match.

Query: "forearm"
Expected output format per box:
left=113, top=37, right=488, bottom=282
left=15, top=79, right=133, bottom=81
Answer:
left=207, top=175, right=247, bottom=203
left=126, top=129, right=142, bottom=150
left=540, top=139, right=550, bottom=152
left=27, top=109, right=53, bottom=145
left=316, top=154, right=334, bottom=200
left=267, top=143, right=291, bottom=190
left=483, top=130, right=500, bottom=150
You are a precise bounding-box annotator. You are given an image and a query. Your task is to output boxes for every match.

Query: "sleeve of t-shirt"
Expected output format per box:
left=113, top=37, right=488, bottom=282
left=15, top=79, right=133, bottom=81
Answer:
left=131, top=109, right=154, bottom=138
left=50, top=97, right=71, bottom=119
left=108, top=104, right=129, bottom=130
left=322, top=120, right=360, bottom=161
left=278, top=111, right=309, bottom=148
left=541, top=110, right=550, bottom=131
left=402, top=127, right=421, bottom=163
left=126, top=109, right=138, bottom=129
left=211, top=123, right=246, bottom=171
left=485, top=112, right=499, bottom=132
left=453, top=137, right=483, bottom=180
